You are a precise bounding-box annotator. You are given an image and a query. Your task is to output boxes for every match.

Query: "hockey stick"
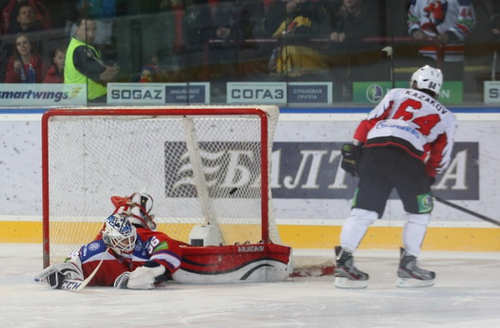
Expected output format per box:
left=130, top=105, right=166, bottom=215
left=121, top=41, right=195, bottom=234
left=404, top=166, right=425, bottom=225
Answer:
left=433, top=196, right=500, bottom=227
left=63, top=248, right=109, bottom=291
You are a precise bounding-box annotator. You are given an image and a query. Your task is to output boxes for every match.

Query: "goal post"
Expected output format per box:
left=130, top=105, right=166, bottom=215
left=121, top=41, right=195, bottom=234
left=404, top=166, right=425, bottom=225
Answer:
left=41, top=106, right=283, bottom=269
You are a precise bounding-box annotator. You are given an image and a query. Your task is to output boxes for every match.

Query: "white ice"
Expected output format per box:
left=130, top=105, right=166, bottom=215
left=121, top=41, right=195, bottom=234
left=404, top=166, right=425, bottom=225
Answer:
left=1, top=244, right=500, bottom=327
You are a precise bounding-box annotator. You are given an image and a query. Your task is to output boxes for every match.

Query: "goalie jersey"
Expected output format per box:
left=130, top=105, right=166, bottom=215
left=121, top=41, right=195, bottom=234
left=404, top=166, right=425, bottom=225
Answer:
left=67, top=227, right=183, bottom=286
left=353, top=88, right=456, bottom=177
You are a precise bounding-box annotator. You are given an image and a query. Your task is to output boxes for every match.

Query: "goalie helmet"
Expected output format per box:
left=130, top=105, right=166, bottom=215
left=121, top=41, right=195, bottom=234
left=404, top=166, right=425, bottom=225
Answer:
left=102, top=214, right=137, bottom=257
left=410, top=65, right=443, bottom=98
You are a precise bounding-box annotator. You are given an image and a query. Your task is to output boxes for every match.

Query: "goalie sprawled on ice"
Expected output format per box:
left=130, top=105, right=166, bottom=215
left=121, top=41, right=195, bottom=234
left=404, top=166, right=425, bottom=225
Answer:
left=36, top=193, right=184, bottom=290
left=36, top=192, right=291, bottom=290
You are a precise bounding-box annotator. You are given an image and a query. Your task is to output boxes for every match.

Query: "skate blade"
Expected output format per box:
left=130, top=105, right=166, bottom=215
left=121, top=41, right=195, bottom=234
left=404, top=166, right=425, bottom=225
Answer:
left=396, top=277, right=435, bottom=288
left=334, top=277, right=368, bottom=289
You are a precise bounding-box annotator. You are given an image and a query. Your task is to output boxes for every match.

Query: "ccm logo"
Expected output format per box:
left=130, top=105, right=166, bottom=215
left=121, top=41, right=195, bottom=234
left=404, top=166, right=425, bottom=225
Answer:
left=110, top=89, right=162, bottom=99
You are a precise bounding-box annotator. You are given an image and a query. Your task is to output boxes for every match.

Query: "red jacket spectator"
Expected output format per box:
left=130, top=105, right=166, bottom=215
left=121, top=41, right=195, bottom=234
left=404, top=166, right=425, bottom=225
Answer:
left=2, top=0, right=53, bottom=34
left=5, top=53, right=43, bottom=82
left=43, top=65, right=63, bottom=83
left=43, top=46, right=65, bottom=83
left=4, top=34, right=43, bottom=83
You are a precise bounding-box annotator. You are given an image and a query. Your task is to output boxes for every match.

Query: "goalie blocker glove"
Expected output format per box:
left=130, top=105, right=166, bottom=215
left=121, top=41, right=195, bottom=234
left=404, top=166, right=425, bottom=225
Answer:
left=341, top=143, right=362, bottom=177
left=113, top=261, right=166, bottom=289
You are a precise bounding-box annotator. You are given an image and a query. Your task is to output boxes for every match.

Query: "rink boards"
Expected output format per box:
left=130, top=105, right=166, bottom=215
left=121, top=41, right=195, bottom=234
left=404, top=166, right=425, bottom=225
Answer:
left=1, top=110, right=500, bottom=251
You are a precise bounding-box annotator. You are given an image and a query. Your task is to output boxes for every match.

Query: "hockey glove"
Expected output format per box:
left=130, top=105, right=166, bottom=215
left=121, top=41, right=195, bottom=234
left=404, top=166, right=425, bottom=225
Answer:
left=35, top=261, right=84, bottom=289
left=341, top=143, right=362, bottom=177
left=113, top=272, right=131, bottom=289
left=127, top=262, right=166, bottom=290
left=47, top=271, right=67, bottom=289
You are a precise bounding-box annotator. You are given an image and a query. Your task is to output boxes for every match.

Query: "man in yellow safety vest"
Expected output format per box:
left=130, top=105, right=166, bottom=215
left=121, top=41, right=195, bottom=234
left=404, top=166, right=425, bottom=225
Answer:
left=65, top=15, right=119, bottom=103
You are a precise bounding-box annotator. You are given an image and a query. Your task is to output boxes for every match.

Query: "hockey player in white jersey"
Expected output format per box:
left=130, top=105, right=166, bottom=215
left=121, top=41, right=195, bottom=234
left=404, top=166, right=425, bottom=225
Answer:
left=335, top=65, right=456, bottom=289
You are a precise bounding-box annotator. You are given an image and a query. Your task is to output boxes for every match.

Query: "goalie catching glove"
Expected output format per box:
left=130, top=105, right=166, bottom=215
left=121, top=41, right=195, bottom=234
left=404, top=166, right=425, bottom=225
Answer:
left=113, top=261, right=166, bottom=290
left=34, top=258, right=84, bottom=289
left=341, top=143, right=362, bottom=177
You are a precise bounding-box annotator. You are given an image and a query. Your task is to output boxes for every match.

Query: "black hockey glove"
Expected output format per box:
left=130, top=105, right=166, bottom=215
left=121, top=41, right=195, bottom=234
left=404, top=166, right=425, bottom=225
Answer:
left=114, top=272, right=130, bottom=289
left=341, top=143, right=362, bottom=177
left=47, top=271, right=67, bottom=289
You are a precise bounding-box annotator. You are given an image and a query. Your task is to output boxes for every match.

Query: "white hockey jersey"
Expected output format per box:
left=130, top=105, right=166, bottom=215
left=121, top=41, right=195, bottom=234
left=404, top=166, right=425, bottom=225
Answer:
left=408, top=0, right=475, bottom=62
left=353, top=88, right=457, bottom=177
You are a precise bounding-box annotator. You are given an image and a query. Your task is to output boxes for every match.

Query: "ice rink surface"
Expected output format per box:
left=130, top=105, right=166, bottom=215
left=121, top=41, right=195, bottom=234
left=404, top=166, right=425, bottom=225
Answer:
left=1, top=244, right=500, bottom=328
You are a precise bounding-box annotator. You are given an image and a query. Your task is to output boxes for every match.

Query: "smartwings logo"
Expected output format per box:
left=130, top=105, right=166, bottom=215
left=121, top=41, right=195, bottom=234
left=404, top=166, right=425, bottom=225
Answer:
left=164, top=142, right=262, bottom=198
left=0, top=86, right=83, bottom=102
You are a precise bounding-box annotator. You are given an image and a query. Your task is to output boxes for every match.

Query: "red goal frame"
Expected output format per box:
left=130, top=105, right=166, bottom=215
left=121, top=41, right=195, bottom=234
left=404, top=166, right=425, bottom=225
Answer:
left=41, top=107, right=273, bottom=268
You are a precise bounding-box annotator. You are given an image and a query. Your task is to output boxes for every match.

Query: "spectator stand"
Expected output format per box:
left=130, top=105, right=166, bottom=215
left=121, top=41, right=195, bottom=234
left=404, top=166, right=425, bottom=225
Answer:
left=201, top=36, right=444, bottom=102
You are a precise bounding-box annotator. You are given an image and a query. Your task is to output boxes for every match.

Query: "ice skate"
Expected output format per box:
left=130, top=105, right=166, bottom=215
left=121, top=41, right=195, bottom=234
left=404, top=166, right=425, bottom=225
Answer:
left=334, top=246, right=369, bottom=289
left=396, top=247, right=435, bottom=288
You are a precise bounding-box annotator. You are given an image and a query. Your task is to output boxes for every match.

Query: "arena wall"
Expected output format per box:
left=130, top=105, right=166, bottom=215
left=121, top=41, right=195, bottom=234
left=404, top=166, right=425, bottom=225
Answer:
left=1, top=109, right=499, bottom=252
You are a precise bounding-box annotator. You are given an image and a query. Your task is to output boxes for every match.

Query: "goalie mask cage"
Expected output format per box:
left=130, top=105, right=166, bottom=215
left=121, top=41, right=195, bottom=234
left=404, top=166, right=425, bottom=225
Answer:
left=42, top=106, right=281, bottom=267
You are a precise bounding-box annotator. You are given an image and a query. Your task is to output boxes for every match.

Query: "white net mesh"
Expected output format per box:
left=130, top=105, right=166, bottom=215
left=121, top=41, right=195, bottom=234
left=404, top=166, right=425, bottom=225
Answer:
left=43, top=106, right=280, bottom=264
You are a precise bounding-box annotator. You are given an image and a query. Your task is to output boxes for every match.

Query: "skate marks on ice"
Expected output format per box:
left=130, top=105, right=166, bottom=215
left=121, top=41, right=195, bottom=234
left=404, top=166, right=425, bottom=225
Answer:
left=2, top=244, right=500, bottom=327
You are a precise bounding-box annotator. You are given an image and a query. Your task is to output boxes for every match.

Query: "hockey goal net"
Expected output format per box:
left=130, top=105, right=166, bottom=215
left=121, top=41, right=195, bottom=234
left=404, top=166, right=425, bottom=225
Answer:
left=42, top=106, right=281, bottom=267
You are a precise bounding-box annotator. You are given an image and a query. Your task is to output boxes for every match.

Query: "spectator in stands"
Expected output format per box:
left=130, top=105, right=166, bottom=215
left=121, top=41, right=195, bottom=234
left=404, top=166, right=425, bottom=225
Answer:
left=491, top=1, right=500, bottom=36
left=43, top=0, right=78, bottom=30
left=65, top=15, right=119, bottom=103
left=408, top=0, right=476, bottom=80
left=181, top=0, right=212, bottom=81
left=328, top=0, right=381, bottom=82
left=43, top=45, right=66, bottom=83
left=131, top=0, right=198, bottom=83
left=138, top=65, right=158, bottom=83
left=207, top=0, right=266, bottom=81
left=208, top=0, right=244, bottom=80
left=1, top=0, right=53, bottom=34
left=76, top=0, right=116, bottom=21
left=134, top=0, right=186, bottom=82
left=70, top=0, right=117, bottom=56
left=263, top=0, right=331, bottom=78
left=7, top=3, right=42, bottom=34
left=329, top=0, right=379, bottom=48
left=4, top=33, right=42, bottom=82
left=0, top=1, right=52, bottom=68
